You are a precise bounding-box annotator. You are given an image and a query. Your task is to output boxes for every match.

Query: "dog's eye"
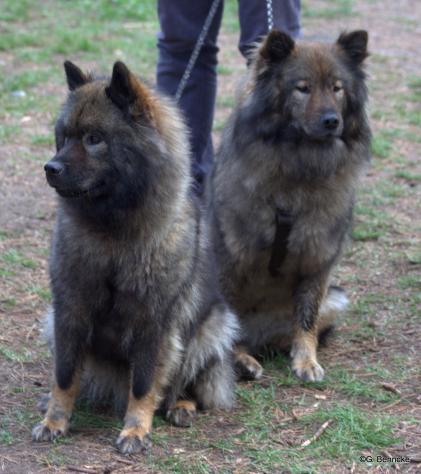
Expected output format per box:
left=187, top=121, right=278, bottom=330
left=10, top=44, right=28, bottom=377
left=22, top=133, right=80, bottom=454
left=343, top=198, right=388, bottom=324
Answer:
left=295, top=84, right=311, bottom=94
left=333, top=83, right=343, bottom=93
left=84, top=133, right=103, bottom=146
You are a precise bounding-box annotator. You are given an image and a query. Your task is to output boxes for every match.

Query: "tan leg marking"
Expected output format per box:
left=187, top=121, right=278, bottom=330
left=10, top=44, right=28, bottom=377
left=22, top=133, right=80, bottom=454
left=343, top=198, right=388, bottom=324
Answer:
left=234, top=346, right=263, bottom=380
left=32, top=372, right=80, bottom=442
left=166, top=399, right=197, bottom=427
left=291, top=328, right=324, bottom=382
left=116, top=385, right=159, bottom=454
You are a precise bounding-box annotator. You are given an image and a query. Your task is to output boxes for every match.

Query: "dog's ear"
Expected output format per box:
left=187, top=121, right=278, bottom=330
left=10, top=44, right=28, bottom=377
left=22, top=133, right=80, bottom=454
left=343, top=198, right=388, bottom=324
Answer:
left=337, top=30, right=369, bottom=64
left=106, top=61, right=137, bottom=110
left=64, top=61, right=89, bottom=91
left=106, top=61, right=155, bottom=122
left=260, top=29, right=295, bottom=62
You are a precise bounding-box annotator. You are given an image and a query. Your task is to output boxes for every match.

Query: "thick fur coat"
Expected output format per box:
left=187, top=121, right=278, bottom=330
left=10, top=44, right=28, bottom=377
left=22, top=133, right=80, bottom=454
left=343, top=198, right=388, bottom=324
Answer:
left=209, top=30, right=371, bottom=382
left=33, top=61, right=238, bottom=454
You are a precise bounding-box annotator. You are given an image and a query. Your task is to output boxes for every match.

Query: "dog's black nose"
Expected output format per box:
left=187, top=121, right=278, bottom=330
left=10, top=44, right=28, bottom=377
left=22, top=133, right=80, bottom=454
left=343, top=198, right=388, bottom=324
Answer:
left=44, top=161, right=64, bottom=175
left=322, top=112, right=339, bottom=130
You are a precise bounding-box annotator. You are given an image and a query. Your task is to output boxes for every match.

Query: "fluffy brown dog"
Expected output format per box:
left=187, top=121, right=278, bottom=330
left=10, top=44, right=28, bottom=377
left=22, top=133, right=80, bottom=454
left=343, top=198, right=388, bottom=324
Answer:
left=32, top=61, right=239, bottom=454
left=209, top=30, right=371, bottom=382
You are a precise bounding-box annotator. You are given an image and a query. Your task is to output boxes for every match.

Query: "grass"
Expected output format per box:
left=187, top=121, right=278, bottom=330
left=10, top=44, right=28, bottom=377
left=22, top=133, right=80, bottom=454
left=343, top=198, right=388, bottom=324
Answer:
left=2, top=248, right=37, bottom=269
left=398, top=274, right=421, bottom=290
left=303, top=0, right=354, bottom=18
left=0, top=345, right=32, bottom=362
left=371, top=131, right=394, bottom=158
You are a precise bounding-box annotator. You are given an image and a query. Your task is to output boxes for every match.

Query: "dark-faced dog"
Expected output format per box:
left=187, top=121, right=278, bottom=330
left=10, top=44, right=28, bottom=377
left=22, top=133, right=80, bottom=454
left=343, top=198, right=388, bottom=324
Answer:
left=209, top=30, right=371, bottom=382
left=32, top=61, right=239, bottom=454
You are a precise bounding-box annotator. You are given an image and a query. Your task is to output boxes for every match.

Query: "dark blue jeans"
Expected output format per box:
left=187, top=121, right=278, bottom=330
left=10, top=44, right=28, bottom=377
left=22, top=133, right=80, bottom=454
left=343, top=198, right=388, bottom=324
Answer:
left=157, top=0, right=301, bottom=195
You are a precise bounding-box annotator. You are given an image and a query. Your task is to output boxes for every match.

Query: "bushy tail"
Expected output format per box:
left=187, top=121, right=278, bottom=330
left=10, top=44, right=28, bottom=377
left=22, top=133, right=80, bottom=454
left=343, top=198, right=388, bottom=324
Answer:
left=318, top=286, right=349, bottom=344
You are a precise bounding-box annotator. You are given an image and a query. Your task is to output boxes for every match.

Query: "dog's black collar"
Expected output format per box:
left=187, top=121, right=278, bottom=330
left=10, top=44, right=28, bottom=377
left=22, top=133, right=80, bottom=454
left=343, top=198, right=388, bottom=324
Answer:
left=268, top=208, right=295, bottom=277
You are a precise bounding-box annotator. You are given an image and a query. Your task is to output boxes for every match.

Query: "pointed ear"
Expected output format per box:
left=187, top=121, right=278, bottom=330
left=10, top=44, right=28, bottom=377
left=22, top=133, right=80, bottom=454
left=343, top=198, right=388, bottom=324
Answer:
left=105, top=61, right=137, bottom=110
left=64, top=61, right=89, bottom=91
left=337, top=30, right=368, bottom=64
left=259, top=29, right=295, bottom=62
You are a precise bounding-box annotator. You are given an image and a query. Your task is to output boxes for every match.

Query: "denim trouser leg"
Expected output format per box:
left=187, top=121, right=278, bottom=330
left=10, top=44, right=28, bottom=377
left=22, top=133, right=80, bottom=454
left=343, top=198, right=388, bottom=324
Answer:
left=156, top=0, right=223, bottom=195
left=238, top=0, right=301, bottom=58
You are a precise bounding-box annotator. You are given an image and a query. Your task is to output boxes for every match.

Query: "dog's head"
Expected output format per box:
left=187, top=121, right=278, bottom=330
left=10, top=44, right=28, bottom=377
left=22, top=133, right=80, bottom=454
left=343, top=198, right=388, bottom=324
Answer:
left=250, top=29, right=369, bottom=143
left=45, top=61, right=189, bottom=222
left=45, top=61, right=154, bottom=204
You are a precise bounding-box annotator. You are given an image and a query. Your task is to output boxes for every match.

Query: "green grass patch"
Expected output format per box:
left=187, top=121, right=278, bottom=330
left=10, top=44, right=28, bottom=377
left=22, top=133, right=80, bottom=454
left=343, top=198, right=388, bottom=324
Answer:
left=394, top=102, right=421, bottom=126
left=1, top=69, right=51, bottom=94
left=230, top=393, right=399, bottom=472
left=0, top=0, right=31, bottom=21
left=398, top=274, right=420, bottom=290
left=0, top=428, right=14, bottom=445
left=216, top=95, right=236, bottom=108
left=222, top=0, right=240, bottom=33
left=31, top=133, right=55, bottom=146
left=2, top=298, right=17, bottom=308
left=352, top=200, right=393, bottom=241
left=352, top=222, right=385, bottom=241
left=371, top=131, right=394, bottom=158
left=0, top=30, right=40, bottom=51
left=407, top=75, right=421, bottom=101
left=0, top=124, right=22, bottom=144
left=303, top=0, right=354, bottom=18
left=2, top=248, right=38, bottom=269
left=0, top=345, right=32, bottom=362
left=72, top=402, right=122, bottom=431
left=300, top=403, right=399, bottom=459
left=329, top=368, right=397, bottom=402
left=395, top=170, right=421, bottom=182
left=49, top=28, right=101, bottom=55
left=149, top=456, right=213, bottom=474
left=27, top=285, right=51, bottom=302
left=217, top=64, right=235, bottom=75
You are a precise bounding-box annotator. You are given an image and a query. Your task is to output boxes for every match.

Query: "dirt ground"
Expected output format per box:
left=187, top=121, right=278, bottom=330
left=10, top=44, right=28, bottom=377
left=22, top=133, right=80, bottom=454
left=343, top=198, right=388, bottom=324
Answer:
left=0, top=0, right=420, bottom=473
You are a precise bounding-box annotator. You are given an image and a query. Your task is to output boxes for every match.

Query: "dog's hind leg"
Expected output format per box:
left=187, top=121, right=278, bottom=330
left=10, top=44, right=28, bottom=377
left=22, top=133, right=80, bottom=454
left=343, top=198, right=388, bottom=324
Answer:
left=234, top=345, right=263, bottom=380
left=166, top=399, right=197, bottom=427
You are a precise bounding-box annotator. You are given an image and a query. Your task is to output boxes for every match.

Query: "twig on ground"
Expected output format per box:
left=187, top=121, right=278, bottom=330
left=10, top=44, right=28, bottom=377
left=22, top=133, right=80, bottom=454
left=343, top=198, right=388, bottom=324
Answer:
left=0, top=455, right=18, bottom=464
left=381, top=383, right=402, bottom=396
left=300, top=419, right=333, bottom=448
left=66, top=466, right=98, bottom=474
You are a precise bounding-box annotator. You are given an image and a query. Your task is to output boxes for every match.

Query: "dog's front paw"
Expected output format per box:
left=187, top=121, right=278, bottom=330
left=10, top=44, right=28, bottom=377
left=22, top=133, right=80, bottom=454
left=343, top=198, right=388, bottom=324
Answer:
left=32, top=418, right=68, bottom=442
left=292, top=358, right=325, bottom=382
left=116, top=431, right=152, bottom=455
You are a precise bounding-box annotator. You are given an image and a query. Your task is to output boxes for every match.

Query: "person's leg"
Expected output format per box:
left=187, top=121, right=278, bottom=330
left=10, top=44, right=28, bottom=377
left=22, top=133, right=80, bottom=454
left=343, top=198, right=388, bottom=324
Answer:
left=238, top=0, right=301, bottom=59
left=157, top=0, right=223, bottom=196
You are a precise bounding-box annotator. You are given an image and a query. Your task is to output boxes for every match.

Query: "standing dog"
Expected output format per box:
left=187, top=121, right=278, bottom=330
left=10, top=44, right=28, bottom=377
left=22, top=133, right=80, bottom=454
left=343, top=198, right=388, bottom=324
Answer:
left=209, top=30, right=371, bottom=382
left=32, top=61, right=238, bottom=454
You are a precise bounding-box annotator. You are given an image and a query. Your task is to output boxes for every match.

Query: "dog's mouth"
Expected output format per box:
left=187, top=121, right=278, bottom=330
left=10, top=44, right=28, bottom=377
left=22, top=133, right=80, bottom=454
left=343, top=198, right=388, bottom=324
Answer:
left=54, top=181, right=107, bottom=198
left=303, top=125, right=344, bottom=142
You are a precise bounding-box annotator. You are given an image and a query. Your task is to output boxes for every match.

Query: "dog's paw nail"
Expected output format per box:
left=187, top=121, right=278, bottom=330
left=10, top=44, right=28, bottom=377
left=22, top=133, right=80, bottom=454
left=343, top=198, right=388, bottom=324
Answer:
left=32, top=422, right=64, bottom=442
